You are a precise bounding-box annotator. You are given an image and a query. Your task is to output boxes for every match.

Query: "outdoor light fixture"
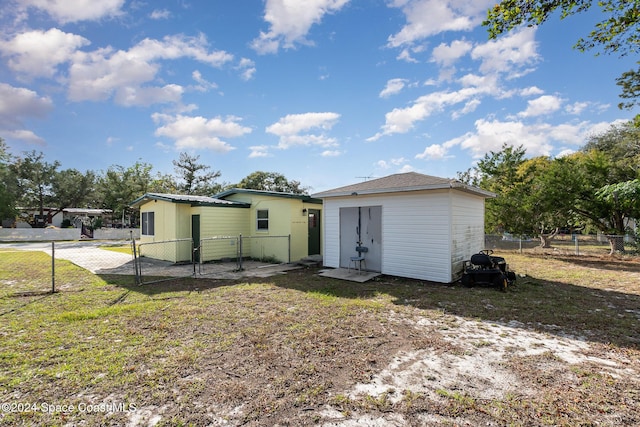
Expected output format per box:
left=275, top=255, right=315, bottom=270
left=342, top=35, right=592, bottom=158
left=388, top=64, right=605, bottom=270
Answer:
left=302, top=208, right=307, bottom=216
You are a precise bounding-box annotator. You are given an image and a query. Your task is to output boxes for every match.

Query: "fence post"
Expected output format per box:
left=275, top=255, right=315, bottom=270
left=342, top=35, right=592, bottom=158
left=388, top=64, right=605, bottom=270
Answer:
left=574, top=235, right=580, bottom=255
left=192, top=241, right=196, bottom=277
left=131, top=238, right=141, bottom=285
left=238, top=234, right=243, bottom=271
left=51, top=242, right=55, bottom=293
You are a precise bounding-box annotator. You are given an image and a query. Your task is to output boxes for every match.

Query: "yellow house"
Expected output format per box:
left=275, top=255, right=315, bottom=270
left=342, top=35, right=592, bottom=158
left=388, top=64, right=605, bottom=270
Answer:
left=130, top=190, right=322, bottom=264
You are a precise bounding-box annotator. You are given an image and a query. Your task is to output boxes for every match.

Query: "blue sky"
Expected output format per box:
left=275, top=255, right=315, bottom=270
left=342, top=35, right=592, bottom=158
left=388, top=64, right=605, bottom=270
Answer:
left=0, top=1, right=637, bottom=193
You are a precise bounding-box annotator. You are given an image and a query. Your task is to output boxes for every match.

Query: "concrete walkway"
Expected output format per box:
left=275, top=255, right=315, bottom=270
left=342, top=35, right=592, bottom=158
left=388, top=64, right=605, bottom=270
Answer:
left=1, top=241, right=136, bottom=275
left=50, top=246, right=135, bottom=274
left=1, top=241, right=301, bottom=279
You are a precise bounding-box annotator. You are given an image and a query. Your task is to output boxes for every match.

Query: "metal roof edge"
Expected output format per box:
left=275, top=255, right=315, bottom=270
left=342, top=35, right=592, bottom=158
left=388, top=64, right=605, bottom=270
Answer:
left=216, top=188, right=322, bottom=204
left=129, top=193, right=250, bottom=208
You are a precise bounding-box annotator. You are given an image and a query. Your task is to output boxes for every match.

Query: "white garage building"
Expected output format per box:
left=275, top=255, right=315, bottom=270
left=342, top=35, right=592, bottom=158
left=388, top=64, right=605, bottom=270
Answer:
left=312, top=172, right=495, bottom=283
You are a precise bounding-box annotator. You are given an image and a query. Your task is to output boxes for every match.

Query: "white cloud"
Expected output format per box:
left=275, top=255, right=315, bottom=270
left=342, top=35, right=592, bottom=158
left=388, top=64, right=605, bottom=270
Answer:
left=251, top=0, right=351, bottom=54
left=114, top=84, right=184, bottom=107
left=565, top=101, right=590, bottom=115
left=0, top=129, right=45, bottom=145
left=415, top=143, right=448, bottom=160
left=387, top=0, right=494, bottom=47
left=321, top=150, right=342, bottom=157
left=370, top=27, right=541, bottom=142
left=376, top=157, right=408, bottom=169
left=452, top=98, right=481, bottom=119
left=67, top=34, right=233, bottom=105
left=431, top=39, right=472, bottom=67
left=379, top=78, right=408, bottom=98
left=152, top=113, right=251, bottom=152
left=441, top=118, right=610, bottom=159
left=191, top=70, right=218, bottom=92
left=236, top=58, right=256, bottom=81
left=520, top=86, right=544, bottom=97
left=0, top=84, right=52, bottom=145
left=249, top=145, right=271, bottom=158
left=471, top=26, right=539, bottom=75
left=150, top=9, right=171, bottom=20
left=556, top=149, right=576, bottom=158
left=518, top=95, right=564, bottom=118
left=21, top=0, right=125, bottom=24
left=0, top=83, right=53, bottom=129
left=398, top=164, right=415, bottom=173
left=266, top=112, right=340, bottom=149
left=397, top=48, right=419, bottom=63
left=368, top=85, right=495, bottom=141
left=0, top=28, right=90, bottom=79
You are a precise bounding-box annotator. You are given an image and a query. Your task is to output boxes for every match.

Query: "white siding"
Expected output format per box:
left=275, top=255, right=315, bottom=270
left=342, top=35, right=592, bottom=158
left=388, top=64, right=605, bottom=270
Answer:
left=382, top=191, right=451, bottom=282
left=322, top=190, right=454, bottom=283
left=450, top=192, right=485, bottom=279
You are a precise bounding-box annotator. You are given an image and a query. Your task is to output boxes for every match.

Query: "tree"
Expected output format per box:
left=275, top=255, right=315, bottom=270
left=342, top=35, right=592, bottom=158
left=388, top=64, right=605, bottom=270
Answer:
left=96, top=161, right=157, bottom=227
left=581, top=121, right=640, bottom=182
left=471, top=144, right=575, bottom=247
left=483, top=0, right=640, bottom=119
left=234, top=171, right=310, bottom=194
left=0, top=139, right=18, bottom=222
left=471, top=144, right=529, bottom=234
left=49, top=169, right=97, bottom=216
left=172, top=152, right=222, bottom=195
left=11, top=150, right=60, bottom=226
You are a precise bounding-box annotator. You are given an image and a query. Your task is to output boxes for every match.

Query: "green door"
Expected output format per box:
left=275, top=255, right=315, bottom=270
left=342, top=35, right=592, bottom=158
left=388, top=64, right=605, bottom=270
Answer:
left=191, top=214, right=200, bottom=262
left=308, top=209, right=321, bottom=255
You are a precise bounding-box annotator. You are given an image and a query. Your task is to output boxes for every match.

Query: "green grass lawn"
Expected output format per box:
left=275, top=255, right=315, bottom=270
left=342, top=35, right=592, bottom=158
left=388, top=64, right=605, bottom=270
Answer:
left=1, top=249, right=638, bottom=426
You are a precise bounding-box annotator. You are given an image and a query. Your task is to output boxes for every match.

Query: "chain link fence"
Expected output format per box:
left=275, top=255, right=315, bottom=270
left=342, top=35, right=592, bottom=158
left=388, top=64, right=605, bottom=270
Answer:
left=197, top=234, right=291, bottom=277
left=0, top=241, right=137, bottom=307
left=2, top=231, right=636, bottom=299
left=485, top=233, right=637, bottom=255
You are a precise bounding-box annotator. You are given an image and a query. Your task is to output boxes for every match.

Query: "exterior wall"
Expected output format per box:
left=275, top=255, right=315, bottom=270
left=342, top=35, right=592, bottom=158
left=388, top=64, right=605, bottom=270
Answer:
left=135, top=193, right=323, bottom=264
left=248, top=195, right=294, bottom=262
left=450, top=192, right=486, bottom=280
left=196, top=206, right=249, bottom=261
left=138, top=200, right=191, bottom=263
left=223, top=193, right=321, bottom=262
left=322, top=190, right=456, bottom=283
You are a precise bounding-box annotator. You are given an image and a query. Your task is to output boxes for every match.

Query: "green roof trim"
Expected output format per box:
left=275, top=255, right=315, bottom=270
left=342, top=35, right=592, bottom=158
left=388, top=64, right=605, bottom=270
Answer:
left=215, top=188, right=323, bottom=204
left=130, top=193, right=250, bottom=209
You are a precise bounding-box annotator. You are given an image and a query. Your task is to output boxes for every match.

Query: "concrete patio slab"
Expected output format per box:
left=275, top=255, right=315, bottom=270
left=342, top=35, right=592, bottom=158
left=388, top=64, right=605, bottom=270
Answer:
left=318, top=268, right=381, bottom=283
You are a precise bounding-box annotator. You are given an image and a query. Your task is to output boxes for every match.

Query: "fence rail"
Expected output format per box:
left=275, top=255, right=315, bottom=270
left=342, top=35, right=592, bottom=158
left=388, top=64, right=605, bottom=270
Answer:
left=1, top=233, right=636, bottom=296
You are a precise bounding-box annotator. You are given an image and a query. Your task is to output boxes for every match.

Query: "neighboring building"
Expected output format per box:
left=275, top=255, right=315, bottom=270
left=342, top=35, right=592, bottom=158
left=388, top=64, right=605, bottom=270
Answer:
left=312, top=172, right=495, bottom=283
left=130, top=190, right=322, bottom=264
left=12, top=207, right=112, bottom=228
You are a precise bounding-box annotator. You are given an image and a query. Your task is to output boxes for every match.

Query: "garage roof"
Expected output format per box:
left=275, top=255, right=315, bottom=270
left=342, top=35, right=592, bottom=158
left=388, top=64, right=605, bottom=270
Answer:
left=312, top=172, right=495, bottom=198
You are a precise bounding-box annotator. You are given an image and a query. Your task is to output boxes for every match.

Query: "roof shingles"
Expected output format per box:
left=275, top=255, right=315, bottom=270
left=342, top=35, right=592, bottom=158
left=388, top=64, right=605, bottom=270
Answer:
left=312, top=172, right=494, bottom=198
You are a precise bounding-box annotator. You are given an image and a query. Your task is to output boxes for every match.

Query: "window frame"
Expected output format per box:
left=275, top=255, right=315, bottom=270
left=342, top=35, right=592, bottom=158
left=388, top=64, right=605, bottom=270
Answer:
left=256, top=209, right=269, bottom=231
left=142, top=211, right=155, bottom=236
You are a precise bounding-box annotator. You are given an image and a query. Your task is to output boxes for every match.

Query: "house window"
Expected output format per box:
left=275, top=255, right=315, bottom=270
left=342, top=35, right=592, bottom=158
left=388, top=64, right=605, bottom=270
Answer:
left=256, top=209, right=269, bottom=231
left=142, top=212, right=155, bottom=236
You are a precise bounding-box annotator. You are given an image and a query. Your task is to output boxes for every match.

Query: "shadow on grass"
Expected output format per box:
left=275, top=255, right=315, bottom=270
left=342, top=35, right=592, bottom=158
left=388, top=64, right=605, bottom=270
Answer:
left=97, top=274, right=236, bottom=296
left=100, top=264, right=640, bottom=352
left=0, top=292, right=56, bottom=317
left=268, top=268, right=640, bottom=352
